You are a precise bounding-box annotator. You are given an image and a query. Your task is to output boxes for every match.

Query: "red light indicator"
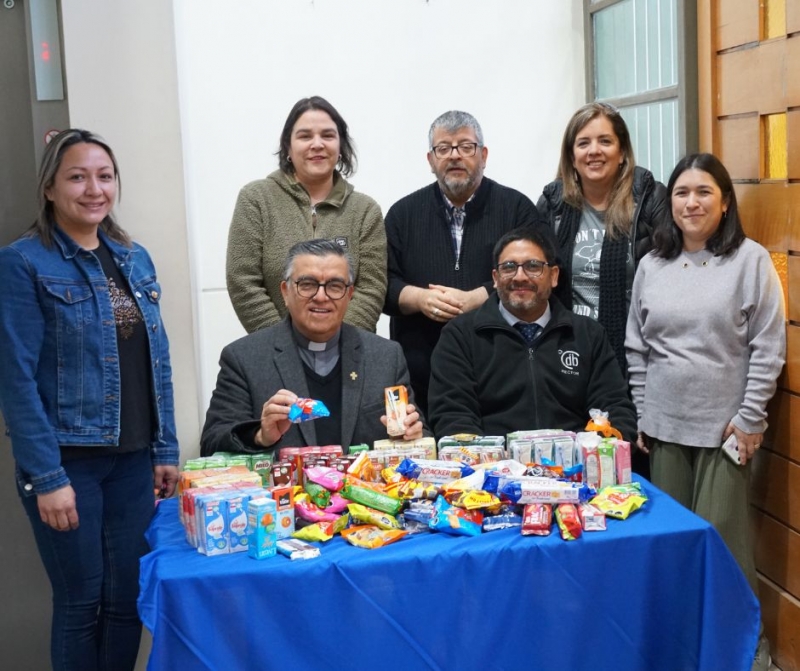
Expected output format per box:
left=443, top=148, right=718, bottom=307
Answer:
left=41, top=41, right=50, bottom=62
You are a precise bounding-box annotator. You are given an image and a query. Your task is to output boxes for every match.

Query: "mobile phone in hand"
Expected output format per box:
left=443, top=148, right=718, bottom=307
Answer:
left=721, top=434, right=742, bottom=465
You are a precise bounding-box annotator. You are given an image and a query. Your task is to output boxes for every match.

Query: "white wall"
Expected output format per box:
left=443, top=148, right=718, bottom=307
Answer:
left=60, top=1, right=202, bottom=459
left=173, top=0, right=587, bottom=412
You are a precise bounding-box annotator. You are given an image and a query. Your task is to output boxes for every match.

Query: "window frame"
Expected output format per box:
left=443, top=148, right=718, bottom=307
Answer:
left=583, top=0, right=699, bottom=158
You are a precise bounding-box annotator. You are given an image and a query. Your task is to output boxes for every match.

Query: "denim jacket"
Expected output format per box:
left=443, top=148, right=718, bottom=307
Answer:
left=0, top=226, right=179, bottom=495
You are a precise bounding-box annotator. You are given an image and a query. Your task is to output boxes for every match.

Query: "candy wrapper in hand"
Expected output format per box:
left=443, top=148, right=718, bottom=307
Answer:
left=585, top=408, right=622, bottom=440
left=288, top=397, right=330, bottom=423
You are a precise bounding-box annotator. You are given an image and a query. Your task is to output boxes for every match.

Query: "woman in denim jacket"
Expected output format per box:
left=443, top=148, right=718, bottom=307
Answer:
left=0, top=129, right=179, bottom=671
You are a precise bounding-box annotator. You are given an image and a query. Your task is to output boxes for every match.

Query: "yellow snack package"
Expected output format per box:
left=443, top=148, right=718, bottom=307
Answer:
left=341, top=525, right=407, bottom=549
left=590, top=483, right=647, bottom=520
left=346, top=503, right=401, bottom=530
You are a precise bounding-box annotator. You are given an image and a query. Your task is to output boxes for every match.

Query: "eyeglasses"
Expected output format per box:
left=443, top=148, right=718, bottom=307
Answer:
left=431, top=142, right=480, bottom=159
left=496, top=259, right=552, bottom=279
left=293, top=278, right=352, bottom=300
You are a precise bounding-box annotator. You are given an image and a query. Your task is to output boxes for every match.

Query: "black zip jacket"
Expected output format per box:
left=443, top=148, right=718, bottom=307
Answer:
left=428, top=294, right=637, bottom=443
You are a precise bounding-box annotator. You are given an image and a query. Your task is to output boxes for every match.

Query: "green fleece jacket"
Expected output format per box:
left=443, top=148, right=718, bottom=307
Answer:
left=226, top=169, right=387, bottom=333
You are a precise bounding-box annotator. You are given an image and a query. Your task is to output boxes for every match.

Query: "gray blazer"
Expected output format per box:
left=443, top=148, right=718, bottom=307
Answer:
left=200, top=319, right=424, bottom=455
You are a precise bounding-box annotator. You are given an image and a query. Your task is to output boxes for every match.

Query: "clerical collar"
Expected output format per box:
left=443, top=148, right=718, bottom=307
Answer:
left=291, top=324, right=341, bottom=352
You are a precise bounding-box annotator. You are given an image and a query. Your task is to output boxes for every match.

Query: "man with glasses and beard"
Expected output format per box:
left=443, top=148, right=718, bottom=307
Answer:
left=383, top=111, right=542, bottom=419
left=428, top=227, right=636, bottom=442
left=202, top=240, right=425, bottom=455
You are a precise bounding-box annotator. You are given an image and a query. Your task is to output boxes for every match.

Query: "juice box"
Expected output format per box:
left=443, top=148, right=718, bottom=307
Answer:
left=615, top=440, right=632, bottom=485
left=247, top=497, right=277, bottom=560
left=384, top=385, right=408, bottom=436
left=197, top=494, right=228, bottom=556
left=270, top=485, right=295, bottom=538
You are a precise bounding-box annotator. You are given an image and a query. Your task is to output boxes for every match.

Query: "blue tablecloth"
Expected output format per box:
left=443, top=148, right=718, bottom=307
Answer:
left=139, top=478, right=759, bottom=671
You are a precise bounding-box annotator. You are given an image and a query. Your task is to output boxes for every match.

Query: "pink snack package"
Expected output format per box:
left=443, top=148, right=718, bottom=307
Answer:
left=304, top=466, right=346, bottom=492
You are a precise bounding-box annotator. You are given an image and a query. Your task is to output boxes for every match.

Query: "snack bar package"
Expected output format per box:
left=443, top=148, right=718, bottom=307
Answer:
left=288, top=397, right=331, bottom=423
left=555, top=503, right=582, bottom=541
left=577, top=502, right=607, bottom=531
left=396, top=458, right=474, bottom=485
left=276, top=538, right=320, bottom=560
left=384, top=385, right=408, bottom=437
left=500, top=479, right=590, bottom=505
left=521, top=503, right=552, bottom=536
left=429, top=496, right=483, bottom=536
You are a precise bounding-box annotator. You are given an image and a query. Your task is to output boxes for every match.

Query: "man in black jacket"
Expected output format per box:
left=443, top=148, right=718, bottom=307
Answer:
left=383, top=110, right=542, bottom=417
left=428, top=227, right=637, bottom=443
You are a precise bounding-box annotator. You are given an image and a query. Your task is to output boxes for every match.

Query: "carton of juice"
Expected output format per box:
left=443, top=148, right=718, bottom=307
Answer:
left=270, top=485, right=295, bottom=538
left=598, top=441, right=616, bottom=489
left=197, top=494, right=228, bottom=556
left=247, top=497, right=277, bottom=560
left=227, top=493, right=251, bottom=553
left=384, top=385, right=408, bottom=437
left=615, top=440, right=632, bottom=485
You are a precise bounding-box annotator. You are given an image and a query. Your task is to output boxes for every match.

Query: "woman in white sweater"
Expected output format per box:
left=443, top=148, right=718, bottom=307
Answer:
left=625, top=153, right=785, bottom=670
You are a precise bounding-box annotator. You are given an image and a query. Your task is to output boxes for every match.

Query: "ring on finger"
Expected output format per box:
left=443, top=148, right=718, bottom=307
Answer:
left=433, top=308, right=440, bottom=317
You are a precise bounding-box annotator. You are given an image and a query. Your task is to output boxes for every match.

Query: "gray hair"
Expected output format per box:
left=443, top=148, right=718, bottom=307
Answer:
left=428, top=110, right=484, bottom=147
left=283, top=239, right=355, bottom=284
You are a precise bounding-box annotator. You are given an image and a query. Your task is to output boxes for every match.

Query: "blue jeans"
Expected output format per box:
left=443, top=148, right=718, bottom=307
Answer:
left=20, top=449, right=155, bottom=671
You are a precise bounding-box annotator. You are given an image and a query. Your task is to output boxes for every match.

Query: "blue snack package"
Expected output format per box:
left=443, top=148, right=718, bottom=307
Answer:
left=288, top=398, right=331, bottom=423
left=428, top=496, right=482, bottom=536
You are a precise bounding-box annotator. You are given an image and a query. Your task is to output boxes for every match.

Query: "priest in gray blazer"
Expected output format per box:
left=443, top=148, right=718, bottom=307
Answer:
left=201, top=240, right=426, bottom=456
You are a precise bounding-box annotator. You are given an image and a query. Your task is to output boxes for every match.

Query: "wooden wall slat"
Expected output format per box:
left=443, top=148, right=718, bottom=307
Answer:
left=735, top=183, right=800, bottom=252
left=717, top=0, right=759, bottom=50
left=718, top=115, right=760, bottom=179
left=751, top=450, right=800, bottom=530
left=758, top=576, right=800, bottom=671
left=790, top=110, right=800, bottom=180
left=790, top=255, right=800, bottom=323
left=718, top=39, right=787, bottom=116
left=789, top=35, right=800, bottom=106
left=790, top=1, right=800, bottom=35
left=766, top=391, right=800, bottom=462
left=754, top=510, right=800, bottom=598
left=787, top=324, right=800, bottom=394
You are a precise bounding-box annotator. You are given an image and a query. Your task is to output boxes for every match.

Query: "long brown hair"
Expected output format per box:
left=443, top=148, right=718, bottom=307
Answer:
left=27, top=128, right=130, bottom=247
left=556, top=102, right=636, bottom=240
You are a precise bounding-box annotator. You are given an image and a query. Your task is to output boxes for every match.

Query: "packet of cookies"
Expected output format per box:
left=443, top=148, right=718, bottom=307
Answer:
left=384, top=385, right=408, bottom=437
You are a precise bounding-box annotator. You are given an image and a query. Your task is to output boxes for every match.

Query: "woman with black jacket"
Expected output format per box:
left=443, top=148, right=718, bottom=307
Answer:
left=537, top=102, right=667, bottom=377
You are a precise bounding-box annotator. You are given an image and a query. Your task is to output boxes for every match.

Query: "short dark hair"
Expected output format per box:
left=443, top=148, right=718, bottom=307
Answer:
left=653, top=153, right=745, bottom=259
left=276, top=96, right=357, bottom=177
left=492, top=226, right=559, bottom=267
left=283, top=239, right=355, bottom=284
left=27, top=128, right=130, bottom=247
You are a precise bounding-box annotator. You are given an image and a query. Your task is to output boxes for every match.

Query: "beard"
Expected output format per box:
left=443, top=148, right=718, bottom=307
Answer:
left=498, top=281, right=548, bottom=317
left=440, top=164, right=481, bottom=201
